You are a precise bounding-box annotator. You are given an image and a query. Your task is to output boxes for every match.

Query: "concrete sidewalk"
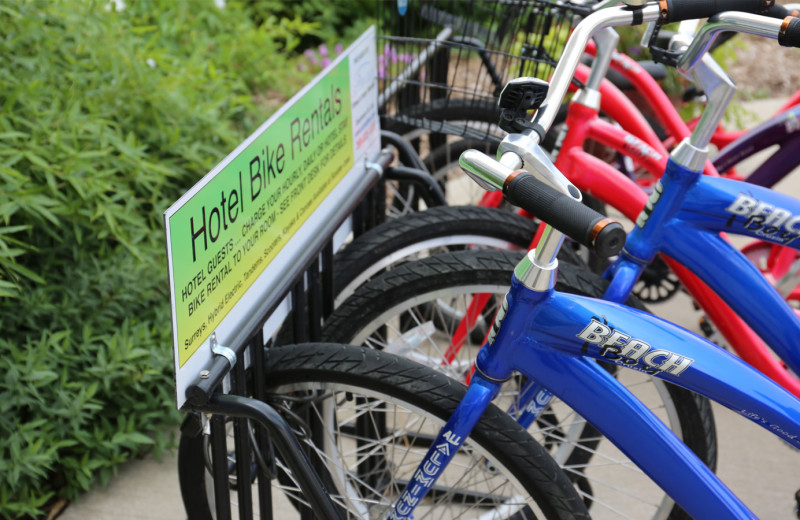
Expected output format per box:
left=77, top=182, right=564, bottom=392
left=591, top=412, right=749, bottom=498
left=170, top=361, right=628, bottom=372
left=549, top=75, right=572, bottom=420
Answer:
left=58, top=97, right=800, bottom=519
left=58, top=451, right=184, bottom=520
left=56, top=401, right=800, bottom=519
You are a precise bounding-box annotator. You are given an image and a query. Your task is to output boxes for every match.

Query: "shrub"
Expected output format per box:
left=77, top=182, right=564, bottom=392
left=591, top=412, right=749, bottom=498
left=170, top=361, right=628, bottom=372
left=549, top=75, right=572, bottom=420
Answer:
left=244, top=0, right=375, bottom=53
left=0, top=0, right=369, bottom=517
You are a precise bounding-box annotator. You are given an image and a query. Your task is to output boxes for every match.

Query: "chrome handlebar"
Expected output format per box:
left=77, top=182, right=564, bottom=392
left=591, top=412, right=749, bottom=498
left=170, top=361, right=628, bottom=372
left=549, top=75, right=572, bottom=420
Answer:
left=678, top=11, right=785, bottom=73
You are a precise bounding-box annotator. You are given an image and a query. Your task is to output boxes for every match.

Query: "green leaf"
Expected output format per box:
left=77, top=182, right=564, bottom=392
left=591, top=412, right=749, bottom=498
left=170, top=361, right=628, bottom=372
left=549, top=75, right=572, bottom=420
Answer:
left=22, top=151, right=52, bottom=171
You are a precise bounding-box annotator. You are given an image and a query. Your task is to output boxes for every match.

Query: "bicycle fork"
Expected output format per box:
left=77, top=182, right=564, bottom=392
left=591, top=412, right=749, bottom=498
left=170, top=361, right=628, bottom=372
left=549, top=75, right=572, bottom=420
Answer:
left=381, top=232, right=562, bottom=520
left=381, top=372, right=505, bottom=520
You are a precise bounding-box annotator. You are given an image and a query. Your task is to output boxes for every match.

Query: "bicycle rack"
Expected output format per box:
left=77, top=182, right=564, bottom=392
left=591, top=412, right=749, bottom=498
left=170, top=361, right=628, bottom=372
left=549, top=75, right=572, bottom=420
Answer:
left=176, top=146, right=403, bottom=519
left=169, top=13, right=455, bottom=515
left=175, top=131, right=450, bottom=518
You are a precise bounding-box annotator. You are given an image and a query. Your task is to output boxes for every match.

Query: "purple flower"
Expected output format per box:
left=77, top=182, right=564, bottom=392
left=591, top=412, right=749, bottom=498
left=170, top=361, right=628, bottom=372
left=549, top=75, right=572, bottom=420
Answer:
left=319, top=44, right=328, bottom=56
left=335, top=43, right=343, bottom=55
left=304, top=48, right=319, bottom=65
left=321, top=57, right=331, bottom=68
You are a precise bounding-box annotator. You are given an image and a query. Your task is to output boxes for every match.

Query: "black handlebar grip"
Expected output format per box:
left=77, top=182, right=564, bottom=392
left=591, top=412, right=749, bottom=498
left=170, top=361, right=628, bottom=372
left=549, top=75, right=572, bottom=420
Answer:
left=662, top=0, right=773, bottom=24
left=503, top=172, right=626, bottom=258
left=766, top=3, right=794, bottom=18
left=779, top=16, right=800, bottom=47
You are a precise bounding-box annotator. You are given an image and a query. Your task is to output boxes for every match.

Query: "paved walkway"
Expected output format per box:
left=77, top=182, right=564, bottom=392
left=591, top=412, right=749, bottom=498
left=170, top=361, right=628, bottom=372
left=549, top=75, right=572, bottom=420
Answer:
left=58, top=97, right=800, bottom=519
left=58, top=450, right=183, bottom=520
left=57, top=401, right=800, bottom=519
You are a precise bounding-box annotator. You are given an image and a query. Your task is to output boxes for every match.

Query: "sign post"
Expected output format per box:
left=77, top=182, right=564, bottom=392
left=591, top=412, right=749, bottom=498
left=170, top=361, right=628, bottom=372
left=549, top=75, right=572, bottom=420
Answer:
left=165, top=28, right=380, bottom=408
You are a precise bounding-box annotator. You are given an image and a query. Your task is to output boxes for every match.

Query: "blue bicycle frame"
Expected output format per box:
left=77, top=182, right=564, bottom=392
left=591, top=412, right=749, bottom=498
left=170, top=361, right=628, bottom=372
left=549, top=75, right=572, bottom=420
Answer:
left=604, top=157, right=800, bottom=376
left=384, top=161, right=800, bottom=520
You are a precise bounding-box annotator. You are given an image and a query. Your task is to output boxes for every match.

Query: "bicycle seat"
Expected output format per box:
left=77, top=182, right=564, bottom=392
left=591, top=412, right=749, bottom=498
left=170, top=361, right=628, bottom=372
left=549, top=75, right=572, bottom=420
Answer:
left=581, top=55, right=668, bottom=91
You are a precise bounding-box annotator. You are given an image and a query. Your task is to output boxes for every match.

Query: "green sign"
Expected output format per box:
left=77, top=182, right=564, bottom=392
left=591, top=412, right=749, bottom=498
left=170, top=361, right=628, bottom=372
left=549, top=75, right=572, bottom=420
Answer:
left=168, top=64, right=353, bottom=367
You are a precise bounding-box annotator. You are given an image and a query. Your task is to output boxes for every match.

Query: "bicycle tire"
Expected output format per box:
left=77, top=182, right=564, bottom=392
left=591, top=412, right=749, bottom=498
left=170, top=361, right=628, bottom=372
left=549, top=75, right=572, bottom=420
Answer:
left=382, top=98, right=503, bottom=143
left=272, top=206, right=578, bottom=348
left=333, top=205, right=574, bottom=304
left=382, top=99, right=504, bottom=214
left=178, top=342, right=591, bottom=519
left=323, top=249, right=716, bottom=520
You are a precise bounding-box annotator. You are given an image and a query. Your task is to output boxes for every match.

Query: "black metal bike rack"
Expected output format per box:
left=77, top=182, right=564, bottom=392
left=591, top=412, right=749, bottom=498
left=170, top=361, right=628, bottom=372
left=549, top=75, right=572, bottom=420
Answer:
left=177, top=137, right=443, bottom=519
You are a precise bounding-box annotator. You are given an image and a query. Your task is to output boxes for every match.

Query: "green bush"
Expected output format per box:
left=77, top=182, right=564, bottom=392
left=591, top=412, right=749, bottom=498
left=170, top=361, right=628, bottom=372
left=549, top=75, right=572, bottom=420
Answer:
left=244, top=0, right=375, bottom=52
left=0, top=1, right=369, bottom=517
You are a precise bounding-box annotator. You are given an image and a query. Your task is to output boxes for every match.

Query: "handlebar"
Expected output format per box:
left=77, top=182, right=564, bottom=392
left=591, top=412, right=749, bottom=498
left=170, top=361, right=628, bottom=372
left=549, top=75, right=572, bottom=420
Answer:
left=534, top=4, right=662, bottom=135
left=459, top=150, right=626, bottom=258
left=534, top=0, right=777, bottom=137
left=461, top=1, right=800, bottom=260
left=505, top=172, right=627, bottom=258
left=681, top=4, right=796, bottom=55
left=677, top=11, right=796, bottom=72
left=658, top=0, right=774, bottom=24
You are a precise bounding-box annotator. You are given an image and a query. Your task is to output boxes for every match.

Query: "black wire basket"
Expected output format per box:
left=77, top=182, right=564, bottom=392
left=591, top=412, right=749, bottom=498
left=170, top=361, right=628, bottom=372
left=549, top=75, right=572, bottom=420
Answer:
left=378, top=0, right=593, bottom=142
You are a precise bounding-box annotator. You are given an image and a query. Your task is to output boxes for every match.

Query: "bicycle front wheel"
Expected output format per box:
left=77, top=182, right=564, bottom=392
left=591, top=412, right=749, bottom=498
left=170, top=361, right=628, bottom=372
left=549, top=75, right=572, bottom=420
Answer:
left=323, top=250, right=716, bottom=520
left=178, top=343, right=590, bottom=519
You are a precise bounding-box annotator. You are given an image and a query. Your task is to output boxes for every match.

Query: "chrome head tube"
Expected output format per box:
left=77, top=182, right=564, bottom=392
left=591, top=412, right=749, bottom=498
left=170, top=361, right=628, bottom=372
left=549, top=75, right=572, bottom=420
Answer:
left=671, top=53, right=738, bottom=170
left=497, top=4, right=662, bottom=195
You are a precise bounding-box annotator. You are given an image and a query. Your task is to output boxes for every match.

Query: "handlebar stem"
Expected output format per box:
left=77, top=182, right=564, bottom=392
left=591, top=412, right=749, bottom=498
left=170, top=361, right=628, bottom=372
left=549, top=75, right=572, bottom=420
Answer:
left=514, top=240, right=561, bottom=292
left=584, top=27, right=620, bottom=93
left=532, top=223, right=565, bottom=268
left=689, top=55, right=738, bottom=149
left=672, top=53, right=737, bottom=170
left=533, top=4, right=662, bottom=134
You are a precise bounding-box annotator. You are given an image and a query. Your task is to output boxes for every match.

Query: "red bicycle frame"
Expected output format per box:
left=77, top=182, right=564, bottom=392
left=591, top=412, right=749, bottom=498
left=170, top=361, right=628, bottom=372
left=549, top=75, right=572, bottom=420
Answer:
left=467, top=50, right=800, bottom=396
left=553, top=96, right=800, bottom=397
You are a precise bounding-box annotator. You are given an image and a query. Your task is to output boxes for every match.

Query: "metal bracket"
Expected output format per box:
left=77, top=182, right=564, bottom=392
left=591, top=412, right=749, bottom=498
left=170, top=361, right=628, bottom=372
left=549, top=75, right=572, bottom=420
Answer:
left=365, top=160, right=385, bottom=176
left=497, top=132, right=576, bottom=196
left=210, top=332, right=237, bottom=369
